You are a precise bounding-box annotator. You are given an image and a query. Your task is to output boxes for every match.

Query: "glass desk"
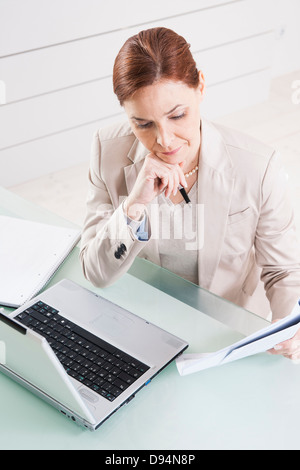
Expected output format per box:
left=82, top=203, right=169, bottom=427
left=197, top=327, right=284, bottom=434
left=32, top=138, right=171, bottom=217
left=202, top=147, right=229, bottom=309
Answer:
left=1, top=186, right=300, bottom=450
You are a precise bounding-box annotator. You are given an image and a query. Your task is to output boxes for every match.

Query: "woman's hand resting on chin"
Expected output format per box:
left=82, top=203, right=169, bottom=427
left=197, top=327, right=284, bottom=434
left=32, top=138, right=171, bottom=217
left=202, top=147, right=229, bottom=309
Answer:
left=123, top=153, right=187, bottom=220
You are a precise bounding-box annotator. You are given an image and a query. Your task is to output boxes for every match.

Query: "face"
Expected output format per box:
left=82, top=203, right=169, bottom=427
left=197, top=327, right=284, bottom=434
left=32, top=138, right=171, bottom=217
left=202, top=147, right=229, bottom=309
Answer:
left=123, top=77, right=204, bottom=170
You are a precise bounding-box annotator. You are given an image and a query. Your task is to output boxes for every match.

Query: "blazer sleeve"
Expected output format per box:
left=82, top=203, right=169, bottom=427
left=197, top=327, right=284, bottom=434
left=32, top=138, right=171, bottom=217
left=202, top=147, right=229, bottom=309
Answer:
left=255, top=151, right=300, bottom=320
left=79, top=131, right=150, bottom=288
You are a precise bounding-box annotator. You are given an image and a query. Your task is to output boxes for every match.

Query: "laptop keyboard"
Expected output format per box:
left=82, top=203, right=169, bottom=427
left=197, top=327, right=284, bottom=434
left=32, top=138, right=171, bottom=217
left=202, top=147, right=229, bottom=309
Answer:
left=15, top=300, right=150, bottom=402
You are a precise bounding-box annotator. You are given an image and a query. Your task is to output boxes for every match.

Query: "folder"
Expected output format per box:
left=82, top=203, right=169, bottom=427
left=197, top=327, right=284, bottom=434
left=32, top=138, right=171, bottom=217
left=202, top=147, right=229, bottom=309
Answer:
left=0, top=215, right=81, bottom=307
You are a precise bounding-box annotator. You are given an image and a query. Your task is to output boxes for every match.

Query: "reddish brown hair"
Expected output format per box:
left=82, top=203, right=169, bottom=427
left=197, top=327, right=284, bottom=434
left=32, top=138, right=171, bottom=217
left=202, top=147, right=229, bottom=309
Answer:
left=113, top=27, right=199, bottom=105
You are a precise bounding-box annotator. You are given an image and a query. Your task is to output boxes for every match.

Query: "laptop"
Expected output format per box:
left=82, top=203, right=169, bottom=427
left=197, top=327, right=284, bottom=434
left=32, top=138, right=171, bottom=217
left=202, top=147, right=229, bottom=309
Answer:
left=0, top=279, right=188, bottom=431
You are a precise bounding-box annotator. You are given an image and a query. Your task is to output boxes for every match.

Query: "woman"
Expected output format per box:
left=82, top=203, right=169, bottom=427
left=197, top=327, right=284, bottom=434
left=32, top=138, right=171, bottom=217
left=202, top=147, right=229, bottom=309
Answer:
left=80, top=27, right=300, bottom=360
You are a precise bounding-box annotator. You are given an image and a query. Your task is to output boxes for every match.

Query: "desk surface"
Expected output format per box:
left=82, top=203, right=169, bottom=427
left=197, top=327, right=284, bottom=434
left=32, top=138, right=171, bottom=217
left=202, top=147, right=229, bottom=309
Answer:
left=1, top=186, right=300, bottom=450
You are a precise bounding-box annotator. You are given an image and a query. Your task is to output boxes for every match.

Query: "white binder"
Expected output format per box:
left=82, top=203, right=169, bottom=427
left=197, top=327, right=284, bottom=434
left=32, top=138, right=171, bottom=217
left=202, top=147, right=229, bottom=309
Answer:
left=0, top=215, right=81, bottom=307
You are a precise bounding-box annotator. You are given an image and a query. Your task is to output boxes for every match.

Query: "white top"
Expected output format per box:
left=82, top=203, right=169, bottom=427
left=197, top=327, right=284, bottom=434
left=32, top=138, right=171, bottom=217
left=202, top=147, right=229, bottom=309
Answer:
left=156, top=183, right=199, bottom=284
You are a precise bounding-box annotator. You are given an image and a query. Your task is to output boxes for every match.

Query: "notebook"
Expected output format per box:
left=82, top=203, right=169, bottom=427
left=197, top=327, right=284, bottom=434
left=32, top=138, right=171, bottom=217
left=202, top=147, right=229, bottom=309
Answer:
left=0, top=278, right=188, bottom=430
left=0, top=215, right=81, bottom=307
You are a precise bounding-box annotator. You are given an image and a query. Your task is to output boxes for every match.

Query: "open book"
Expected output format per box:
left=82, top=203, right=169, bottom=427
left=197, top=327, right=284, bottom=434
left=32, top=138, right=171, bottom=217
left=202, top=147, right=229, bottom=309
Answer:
left=0, top=215, right=81, bottom=307
left=176, top=300, right=300, bottom=376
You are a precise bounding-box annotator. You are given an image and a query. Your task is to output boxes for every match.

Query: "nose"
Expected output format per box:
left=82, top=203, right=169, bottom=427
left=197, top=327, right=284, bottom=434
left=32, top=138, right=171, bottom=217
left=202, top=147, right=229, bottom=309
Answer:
left=156, top=124, right=174, bottom=149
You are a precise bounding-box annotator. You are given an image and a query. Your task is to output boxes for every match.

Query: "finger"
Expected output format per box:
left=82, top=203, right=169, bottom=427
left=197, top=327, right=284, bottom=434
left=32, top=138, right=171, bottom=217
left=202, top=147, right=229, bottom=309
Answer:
left=159, top=175, right=169, bottom=195
left=166, top=172, right=175, bottom=198
left=269, top=322, right=300, bottom=352
left=173, top=171, right=180, bottom=196
left=280, top=337, right=300, bottom=352
left=269, top=342, right=292, bottom=355
left=152, top=160, right=185, bottom=197
left=287, top=340, right=300, bottom=357
left=268, top=347, right=283, bottom=355
left=163, top=174, right=173, bottom=198
left=270, top=328, right=300, bottom=352
left=270, top=338, right=300, bottom=356
left=268, top=341, right=291, bottom=355
left=284, top=352, right=300, bottom=362
left=178, top=162, right=187, bottom=188
left=274, top=338, right=294, bottom=351
left=168, top=167, right=180, bottom=197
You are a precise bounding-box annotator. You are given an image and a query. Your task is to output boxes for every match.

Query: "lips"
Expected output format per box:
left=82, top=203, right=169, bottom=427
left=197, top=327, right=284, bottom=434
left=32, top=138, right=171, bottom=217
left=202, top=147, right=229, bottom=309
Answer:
left=161, top=146, right=182, bottom=156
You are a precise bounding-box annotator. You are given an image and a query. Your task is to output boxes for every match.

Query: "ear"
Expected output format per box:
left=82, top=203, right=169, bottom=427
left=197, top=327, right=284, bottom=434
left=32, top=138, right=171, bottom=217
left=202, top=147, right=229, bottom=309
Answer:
left=197, top=70, right=205, bottom=101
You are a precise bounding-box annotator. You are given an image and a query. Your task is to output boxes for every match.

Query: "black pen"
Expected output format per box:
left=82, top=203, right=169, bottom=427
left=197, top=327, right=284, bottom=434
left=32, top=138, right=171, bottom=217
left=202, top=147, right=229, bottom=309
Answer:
left=178, top=184, right=191, bottom=204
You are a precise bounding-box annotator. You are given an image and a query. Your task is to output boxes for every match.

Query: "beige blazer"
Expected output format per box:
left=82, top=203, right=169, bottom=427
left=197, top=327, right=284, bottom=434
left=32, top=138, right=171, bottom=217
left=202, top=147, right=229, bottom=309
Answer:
left=80, top=118, right=300, bottom=320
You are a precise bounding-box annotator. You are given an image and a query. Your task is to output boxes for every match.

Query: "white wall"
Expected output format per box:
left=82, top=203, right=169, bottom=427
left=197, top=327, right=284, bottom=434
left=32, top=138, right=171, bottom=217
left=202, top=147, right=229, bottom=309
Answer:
left=0, top=0, right=296, bottom=187
left=271, top=0, right=300, bottom=76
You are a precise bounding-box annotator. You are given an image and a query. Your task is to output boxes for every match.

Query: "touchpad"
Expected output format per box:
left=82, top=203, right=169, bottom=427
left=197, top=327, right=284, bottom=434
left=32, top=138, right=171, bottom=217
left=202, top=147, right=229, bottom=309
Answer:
left=89, top=303, right=134, bottom=337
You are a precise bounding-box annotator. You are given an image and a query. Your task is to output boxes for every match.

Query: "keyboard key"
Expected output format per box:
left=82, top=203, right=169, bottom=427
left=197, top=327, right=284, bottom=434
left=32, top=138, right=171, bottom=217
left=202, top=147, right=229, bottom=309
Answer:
left=118, top=372, right=135, bottom=385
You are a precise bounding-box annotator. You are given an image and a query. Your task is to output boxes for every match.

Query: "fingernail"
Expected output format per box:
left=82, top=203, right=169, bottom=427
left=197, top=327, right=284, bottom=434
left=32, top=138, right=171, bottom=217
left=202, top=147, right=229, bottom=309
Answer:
left=274, top=345, right=282, bottom=350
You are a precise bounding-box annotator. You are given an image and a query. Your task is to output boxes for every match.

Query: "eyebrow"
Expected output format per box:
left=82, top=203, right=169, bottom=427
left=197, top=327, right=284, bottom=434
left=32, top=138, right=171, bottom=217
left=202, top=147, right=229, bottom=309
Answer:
left=131, top=104, right=184, bottom=121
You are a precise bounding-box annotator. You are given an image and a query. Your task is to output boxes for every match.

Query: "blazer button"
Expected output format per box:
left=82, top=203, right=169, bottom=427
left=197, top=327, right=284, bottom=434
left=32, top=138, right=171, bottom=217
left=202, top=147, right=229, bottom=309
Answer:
left=114, top=243, right=127, bottom=259
left=120, top=243, right=127, bottom=253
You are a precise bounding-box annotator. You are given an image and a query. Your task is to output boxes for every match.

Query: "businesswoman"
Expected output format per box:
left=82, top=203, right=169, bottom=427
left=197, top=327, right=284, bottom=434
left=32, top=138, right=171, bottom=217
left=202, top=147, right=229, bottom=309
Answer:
left=80, top=27, right=300, bottom=360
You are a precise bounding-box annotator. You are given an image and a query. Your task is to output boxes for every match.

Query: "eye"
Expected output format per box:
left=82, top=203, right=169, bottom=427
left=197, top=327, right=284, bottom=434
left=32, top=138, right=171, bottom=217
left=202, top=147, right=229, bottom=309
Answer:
left=136, top=121, right=153, bottom=129
left=170, top=113, right=185, bottom=121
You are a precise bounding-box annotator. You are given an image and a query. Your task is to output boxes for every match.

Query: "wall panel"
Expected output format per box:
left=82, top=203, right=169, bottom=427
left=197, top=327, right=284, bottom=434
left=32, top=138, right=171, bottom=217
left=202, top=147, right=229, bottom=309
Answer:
left=0, top=70, right=271, bottom=186
left=0, top=0, right=276, bottom=186
left=0, top=0, right=238, bottom=56
left=1, top=0, right=273, bottom=103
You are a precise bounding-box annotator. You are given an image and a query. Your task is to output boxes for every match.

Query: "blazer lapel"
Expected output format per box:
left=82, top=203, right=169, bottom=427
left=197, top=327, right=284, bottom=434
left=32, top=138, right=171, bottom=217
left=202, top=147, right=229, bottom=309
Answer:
left=197, top=119, right=235, bottom=290
left=124, top=138, right=148, bottom=194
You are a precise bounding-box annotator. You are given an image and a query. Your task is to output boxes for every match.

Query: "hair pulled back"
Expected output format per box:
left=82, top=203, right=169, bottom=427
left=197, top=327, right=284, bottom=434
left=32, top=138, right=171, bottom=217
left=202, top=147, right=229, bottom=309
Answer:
left=113, top=27, right=199, bottom=106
